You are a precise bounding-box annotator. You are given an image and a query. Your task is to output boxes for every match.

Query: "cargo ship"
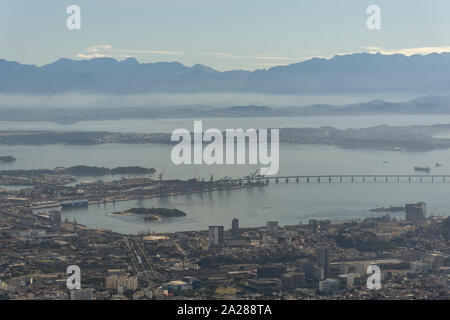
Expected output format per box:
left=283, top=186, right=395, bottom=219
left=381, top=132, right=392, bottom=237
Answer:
left=414, top=166, right=431, bottom=173
left=60, top=200, right=89, bottom=209
left=369, top=206, right=405, bottom=212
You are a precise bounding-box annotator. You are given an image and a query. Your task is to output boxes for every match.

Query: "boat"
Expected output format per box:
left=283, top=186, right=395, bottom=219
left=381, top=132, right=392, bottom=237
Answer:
left=435, top=163, right=443, bottom=167
left=414, top=166, right=431, bottom=173
left=369, top=206, right=405, bottom=212
left=60, top=200, right=89, bottom=208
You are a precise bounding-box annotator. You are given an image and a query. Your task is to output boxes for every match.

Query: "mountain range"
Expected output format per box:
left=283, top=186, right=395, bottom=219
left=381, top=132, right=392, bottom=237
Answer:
left=2, top=95, right=450, bottom=121
left=2, top=52, right=450, bottom=94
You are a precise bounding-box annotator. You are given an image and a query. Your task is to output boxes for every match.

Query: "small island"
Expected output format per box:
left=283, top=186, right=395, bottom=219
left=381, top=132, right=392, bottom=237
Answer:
left=110, top=207, right=186, bottom=222
left=0, top=156, right=17, bottom=163
left=64, top=165, right=156, bottom=176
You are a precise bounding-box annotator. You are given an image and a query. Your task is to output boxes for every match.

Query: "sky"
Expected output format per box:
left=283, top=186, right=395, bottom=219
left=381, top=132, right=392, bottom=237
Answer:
left=1, top=0, right=450, bottom=71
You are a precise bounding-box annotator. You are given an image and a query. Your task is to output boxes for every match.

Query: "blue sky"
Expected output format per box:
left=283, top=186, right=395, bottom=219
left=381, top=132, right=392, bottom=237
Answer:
left=1, top=0, right=449, bottom=70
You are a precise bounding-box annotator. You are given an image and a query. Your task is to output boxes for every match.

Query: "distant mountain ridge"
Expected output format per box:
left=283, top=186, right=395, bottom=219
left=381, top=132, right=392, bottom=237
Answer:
left=297, top=95, right=450, bottom=115
left=2, top=95, right=450, bottom=121
left=1, top=52, right=450, bottom=94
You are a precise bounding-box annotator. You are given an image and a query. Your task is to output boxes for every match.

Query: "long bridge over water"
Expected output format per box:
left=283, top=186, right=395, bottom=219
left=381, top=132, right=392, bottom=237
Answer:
left=228, top=174, right=450, bottom=184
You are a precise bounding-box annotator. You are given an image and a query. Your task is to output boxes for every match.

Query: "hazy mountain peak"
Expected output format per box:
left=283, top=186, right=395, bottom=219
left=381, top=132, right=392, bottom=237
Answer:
left=120, top=57, right=139, bottom=65
left=190, top=64, right=219, bottom=73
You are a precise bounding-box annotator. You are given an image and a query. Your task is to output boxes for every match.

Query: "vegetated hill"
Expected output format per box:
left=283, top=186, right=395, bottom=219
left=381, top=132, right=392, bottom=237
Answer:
left=64, top=165, right=155, bottom=176
left=2, top=124, right=450, bottom=151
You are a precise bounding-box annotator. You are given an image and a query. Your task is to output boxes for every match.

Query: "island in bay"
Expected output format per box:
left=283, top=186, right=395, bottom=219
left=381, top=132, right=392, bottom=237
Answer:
left=0, top=156, right=16, bottom=163
left=110, top=207, right=187, bottom=222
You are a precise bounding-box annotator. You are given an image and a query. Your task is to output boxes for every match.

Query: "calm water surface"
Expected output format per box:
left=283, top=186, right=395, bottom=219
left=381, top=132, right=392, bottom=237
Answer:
left=1, top=115, right=450, bottom=234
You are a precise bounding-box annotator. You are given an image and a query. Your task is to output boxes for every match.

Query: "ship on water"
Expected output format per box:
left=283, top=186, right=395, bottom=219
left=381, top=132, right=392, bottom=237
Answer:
left=61, top=200, right=89, bottom=209
left=414, top=166, right=431, bottom=173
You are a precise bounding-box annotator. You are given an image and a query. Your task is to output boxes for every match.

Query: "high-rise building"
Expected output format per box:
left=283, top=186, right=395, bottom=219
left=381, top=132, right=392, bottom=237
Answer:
left=410, top=261, right=430, bottom=274
left=296, top=258, right=315, bottom=279
left=318, top=247, right=331, bottom=278
left=424, top=252, right=445, bottom=270
left=257, top=264, right=287, bottom=279
left=308, top=219, right=319, bottom=233
left=339, top=263, right=349, bottom=275
left=231, top=218, right=240, bottom=239
left=338, top=273, right=360, bottom=288
left=282, top=272, right=305, bottom=289
left=126, top=276, right=138, bottom=291
left=105, top=275, right=118, bottom=290
left=313, top=266, right=325, bottom=281
left=405, top=202, right=426, bottom=221
left=266, top=221, right=279, bottom=234
left=354, top=262, right=369, bottom=275
left=105, top=274, right=138, bottom=291
left=70, top=288, right=94, bottom=300
left=209, top=226, right=224, bottom=247
left=319, top=279, right=339, bottom=293
left=48, top=210, right=61, bottom=228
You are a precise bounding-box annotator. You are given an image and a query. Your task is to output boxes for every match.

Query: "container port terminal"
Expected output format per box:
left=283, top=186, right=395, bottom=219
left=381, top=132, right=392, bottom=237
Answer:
left=2, top=168, right=450, bottom=210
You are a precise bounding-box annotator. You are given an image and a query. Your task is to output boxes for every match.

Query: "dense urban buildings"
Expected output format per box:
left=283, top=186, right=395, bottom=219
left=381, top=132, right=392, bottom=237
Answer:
left=0, top=178, right=449, bottom=300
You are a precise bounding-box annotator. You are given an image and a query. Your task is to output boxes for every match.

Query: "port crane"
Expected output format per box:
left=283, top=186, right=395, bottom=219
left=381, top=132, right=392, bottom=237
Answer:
left=158, top=168, right=167, bottom=198
left=192, top=169, right=204, bottom=182
left=206, top=173, right=215, bottom=190
left=217, top=175, right=232, bottom=187
left=244, top=169, right=262, bottom=183
left=158, top=168, right=165, bottom=182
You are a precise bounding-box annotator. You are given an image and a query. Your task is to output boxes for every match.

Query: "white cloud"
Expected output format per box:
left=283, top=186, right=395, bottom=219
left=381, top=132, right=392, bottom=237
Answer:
left=86, top=45, right=112, bottom=53
left=76, top=52, right=132, bottom=60
left=76, top=45, right=183, bottom=61
left=76, top=53, right=109, bottom=59
left=363, top=46, right=450, bottom=56
left=75, top=46, right=309, bottom=69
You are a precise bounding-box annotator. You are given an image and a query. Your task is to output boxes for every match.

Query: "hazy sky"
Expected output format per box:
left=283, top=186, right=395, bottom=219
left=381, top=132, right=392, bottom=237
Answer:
left=1, top=0, right=449, bottom=70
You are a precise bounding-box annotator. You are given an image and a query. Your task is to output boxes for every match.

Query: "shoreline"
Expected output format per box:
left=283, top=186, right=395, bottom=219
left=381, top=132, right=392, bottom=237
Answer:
left=87, top=183, right=260, bottom=206
left=2, top=124, right=450, bottom=151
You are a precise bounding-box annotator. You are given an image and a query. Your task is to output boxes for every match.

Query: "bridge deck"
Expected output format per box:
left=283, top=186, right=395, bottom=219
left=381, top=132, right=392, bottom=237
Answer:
left=229, top=174, right=450, bottom=183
